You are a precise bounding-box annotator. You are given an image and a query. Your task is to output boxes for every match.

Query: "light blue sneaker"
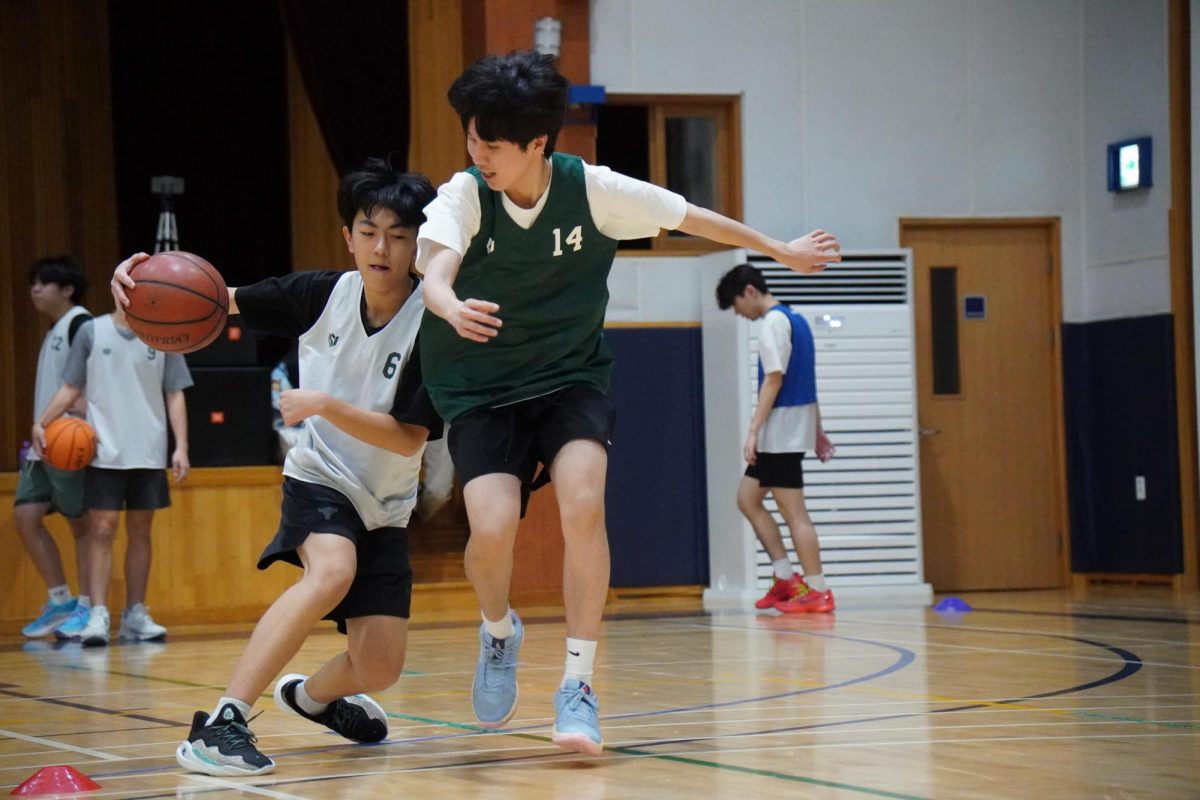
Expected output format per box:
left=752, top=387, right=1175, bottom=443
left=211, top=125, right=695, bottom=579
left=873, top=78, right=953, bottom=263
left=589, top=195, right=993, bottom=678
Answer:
left=471, top=612, right=522, bottom=728
left=54, top=603, right=91, bottom=640
left=552, top=679, right=603, bottom=755
left=22, top=598, right=78, bottom=638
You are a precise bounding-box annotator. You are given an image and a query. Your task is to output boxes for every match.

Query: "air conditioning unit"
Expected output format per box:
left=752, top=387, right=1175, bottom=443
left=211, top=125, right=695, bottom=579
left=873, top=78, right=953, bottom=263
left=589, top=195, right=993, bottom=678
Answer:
left=701, top=251, right=933, bottom=608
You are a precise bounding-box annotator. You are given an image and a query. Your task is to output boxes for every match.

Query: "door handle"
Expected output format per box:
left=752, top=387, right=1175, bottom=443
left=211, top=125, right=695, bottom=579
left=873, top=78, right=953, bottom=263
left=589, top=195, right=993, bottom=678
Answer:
left=919, top=426, right=940, bottom=438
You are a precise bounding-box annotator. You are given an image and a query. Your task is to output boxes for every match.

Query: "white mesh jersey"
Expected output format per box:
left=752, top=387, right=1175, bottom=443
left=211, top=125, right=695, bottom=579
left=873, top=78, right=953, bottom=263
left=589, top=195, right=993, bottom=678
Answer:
left=87, top=315, right=170, bottom=469
left=27, top=305, right=91, bottom=462
left=284, top=271, right=428, bottom=530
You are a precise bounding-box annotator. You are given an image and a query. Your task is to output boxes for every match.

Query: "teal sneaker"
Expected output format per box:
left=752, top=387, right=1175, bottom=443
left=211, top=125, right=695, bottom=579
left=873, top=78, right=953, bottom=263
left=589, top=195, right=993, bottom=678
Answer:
left=54, top=604, right=91, bottom=640
left=471, top=612, right=522, bottom=728
left=552, top=679, right=603, bottom=755
left=22, top=598, right=78, bottom=638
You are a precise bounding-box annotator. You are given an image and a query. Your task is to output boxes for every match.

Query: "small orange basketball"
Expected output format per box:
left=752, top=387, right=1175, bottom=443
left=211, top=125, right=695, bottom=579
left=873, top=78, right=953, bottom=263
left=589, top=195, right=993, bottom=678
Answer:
left=125, top=251, right=229, bottom=353
left=42, top=417, right=97, bottom=471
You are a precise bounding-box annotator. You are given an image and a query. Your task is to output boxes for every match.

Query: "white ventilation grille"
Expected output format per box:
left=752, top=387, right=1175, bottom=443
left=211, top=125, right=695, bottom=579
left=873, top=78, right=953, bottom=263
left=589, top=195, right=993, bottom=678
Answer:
left=747, top=251, right=927, bottom=591
left=748, top=253, right=909, bottom=305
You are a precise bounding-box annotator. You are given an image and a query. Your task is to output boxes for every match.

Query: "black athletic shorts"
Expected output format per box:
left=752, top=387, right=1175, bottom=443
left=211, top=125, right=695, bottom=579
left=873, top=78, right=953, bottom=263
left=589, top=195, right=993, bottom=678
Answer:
left=258, top=478, right=413, bottom=633
left=448, top=384, right=617, bottom=515
left=85, top=467, right=171, bottom=511
left=744, top=452, right=805, bottom=489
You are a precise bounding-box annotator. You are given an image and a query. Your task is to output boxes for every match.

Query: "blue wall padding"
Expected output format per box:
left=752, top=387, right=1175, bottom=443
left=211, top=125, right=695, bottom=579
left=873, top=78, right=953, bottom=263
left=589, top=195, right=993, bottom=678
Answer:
left=1062, top=314, right=1183, bottom=573
left=604, top=328, right=710, bottom=586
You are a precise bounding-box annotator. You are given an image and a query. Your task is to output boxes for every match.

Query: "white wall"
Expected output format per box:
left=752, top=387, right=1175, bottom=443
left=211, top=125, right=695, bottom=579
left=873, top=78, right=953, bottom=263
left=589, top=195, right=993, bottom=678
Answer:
left=592, top=0, right=1171, bottom=324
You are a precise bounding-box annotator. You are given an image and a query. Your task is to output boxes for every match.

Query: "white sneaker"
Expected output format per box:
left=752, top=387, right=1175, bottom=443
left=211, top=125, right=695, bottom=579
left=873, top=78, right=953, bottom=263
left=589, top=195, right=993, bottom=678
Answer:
left=80, top=606, right=110, bottom=647
left=119, top=603, right=167, bottom=642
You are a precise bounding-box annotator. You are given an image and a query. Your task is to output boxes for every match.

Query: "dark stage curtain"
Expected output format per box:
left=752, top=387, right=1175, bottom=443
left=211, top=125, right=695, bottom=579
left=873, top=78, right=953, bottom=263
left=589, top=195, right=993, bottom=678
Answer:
left=279, top=0, right=411, bottom=173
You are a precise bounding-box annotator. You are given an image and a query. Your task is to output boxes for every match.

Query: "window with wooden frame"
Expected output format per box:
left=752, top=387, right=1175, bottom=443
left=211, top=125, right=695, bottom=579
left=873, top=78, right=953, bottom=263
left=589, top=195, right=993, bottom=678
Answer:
left=595, top=94, right=742, bottom=253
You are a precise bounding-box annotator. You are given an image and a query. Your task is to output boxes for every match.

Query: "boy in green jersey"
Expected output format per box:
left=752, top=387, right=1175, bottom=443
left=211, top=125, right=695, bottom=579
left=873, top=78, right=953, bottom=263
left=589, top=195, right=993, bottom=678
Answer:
left=417, top=50, right=841, bottom=754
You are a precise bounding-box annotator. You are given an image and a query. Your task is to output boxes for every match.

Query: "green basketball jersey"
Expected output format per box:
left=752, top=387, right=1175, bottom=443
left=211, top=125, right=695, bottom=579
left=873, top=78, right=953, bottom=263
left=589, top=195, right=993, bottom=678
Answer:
left=420, top=153, right=619, bottom=421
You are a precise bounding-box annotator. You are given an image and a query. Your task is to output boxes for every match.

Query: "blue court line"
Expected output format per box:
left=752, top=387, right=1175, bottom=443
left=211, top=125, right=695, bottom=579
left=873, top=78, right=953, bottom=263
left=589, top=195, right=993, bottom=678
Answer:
left=617, top=624, right=1146, bottom=749
left=967, top=606, right=1200, bottom=627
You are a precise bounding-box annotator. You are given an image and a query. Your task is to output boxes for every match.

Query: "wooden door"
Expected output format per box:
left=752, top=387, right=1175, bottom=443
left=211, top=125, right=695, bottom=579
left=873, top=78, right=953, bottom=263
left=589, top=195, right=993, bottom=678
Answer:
left=901, top=220, right=1065, bottom=590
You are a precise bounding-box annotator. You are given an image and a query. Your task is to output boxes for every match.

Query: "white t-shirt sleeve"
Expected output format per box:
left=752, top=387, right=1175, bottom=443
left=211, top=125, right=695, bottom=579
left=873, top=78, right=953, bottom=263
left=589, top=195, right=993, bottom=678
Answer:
left=584, top=164, right=688, bottom=240
left=415, top=172, right=481, bottom=275
left=758, top=310, right=793, bottom=376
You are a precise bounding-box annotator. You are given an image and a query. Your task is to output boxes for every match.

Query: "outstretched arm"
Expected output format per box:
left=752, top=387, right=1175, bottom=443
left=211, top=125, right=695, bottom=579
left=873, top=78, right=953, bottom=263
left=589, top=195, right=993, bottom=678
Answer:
left=279, top=390, right=429, bottom=456
left=674, top=204, right=841, bottom=274
left=422, top=242, right=503, bottom=342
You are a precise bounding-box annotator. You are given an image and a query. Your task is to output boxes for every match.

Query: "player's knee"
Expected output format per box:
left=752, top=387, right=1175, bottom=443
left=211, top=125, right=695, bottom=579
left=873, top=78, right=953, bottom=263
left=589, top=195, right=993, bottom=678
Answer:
left=736, top=491, right=761, bottom=516
left=356, top=652, right=405, bottom=692
left=558, top=491, right=604, bottom=534
left=90, top=522, right=119, bottom=544
left=305, top=565, right=355, bottom=602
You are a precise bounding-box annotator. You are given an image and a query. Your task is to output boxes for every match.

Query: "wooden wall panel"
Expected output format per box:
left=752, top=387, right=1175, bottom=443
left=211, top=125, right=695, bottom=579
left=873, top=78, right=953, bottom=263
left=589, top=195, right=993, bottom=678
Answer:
left=409, top=0, right=469, bottom=186
left=0, top=0, right=119, bottom=471
left=287, top=42, right=352, bottom=273
left=0, top=468, right=292, bottom=633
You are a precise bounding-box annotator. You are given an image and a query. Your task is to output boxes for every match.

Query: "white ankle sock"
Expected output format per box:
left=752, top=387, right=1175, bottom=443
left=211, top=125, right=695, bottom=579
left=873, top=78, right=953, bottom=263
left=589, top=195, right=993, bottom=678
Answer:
left=483, top=609, right=515, bottom=640
left=563, top=638, right=597, bottom=686
left=294, top=680, right=329, bottom=715
left=772, top=559, right=794, bottom=580
left=77, top=595, right=91, bottom=609
left=48, top=584, right=72, bottom=605
left=209, top=696, right=252, bottom=724
left=806, top=573, right=828, bottom=592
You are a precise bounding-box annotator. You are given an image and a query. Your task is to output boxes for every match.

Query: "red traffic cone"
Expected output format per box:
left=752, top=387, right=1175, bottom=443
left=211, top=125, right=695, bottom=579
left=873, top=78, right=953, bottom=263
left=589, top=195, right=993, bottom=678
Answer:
left=10, top=765, right=101, bottom=795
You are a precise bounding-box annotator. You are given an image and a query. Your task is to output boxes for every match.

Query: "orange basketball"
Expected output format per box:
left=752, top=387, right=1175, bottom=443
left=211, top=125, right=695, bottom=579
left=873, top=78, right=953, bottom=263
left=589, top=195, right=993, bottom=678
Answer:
left=125, top=251, right=229, bottom=353
left=42, top=417, right=97, bottom=471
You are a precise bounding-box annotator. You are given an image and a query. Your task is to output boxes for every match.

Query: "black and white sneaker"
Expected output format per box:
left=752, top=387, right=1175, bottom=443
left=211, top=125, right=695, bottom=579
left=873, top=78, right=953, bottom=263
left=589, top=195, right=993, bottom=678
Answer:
left=175, top=704, right=275, bottom=776
left=273, top=673, right=389, bottom=743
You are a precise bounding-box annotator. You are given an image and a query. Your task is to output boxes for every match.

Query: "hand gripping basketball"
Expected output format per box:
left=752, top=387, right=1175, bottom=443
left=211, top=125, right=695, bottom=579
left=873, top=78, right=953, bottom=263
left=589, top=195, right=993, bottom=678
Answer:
left=117, top=251, right=229, bottom=353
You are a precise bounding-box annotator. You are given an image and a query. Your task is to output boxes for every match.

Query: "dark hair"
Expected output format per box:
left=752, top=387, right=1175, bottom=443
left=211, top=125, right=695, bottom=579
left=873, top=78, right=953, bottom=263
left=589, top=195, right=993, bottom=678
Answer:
left=448, top=50, right=569, bottom=154
left=336, top=157, right=435, bottom=229
left=28, top=255, right=87, bottom=304
left=715, top=264, right=770, bottom=310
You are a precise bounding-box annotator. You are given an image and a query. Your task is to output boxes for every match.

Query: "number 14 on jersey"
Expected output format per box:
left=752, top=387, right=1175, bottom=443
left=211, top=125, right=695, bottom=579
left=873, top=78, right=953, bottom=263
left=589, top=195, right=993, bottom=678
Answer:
left=552, top=226, right=583, bottom=256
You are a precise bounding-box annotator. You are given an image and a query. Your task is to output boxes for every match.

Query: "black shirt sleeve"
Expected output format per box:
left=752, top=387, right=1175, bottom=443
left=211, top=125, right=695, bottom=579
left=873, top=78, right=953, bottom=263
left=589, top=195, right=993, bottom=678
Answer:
left=233, top=270, right=343, bottom=338
left=390, top=337, right=444, bottom=440
left=66, top=312, right=92, bottom=345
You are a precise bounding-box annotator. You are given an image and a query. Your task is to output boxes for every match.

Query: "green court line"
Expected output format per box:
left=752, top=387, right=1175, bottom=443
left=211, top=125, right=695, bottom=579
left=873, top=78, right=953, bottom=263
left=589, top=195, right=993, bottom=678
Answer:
left=614, top=749, right=929, bottom=800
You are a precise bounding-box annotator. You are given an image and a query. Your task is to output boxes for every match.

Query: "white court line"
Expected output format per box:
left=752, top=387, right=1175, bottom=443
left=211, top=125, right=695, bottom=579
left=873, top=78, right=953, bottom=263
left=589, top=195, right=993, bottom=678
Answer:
left=0, top=727, right=123, bottom=761
left=181, top=773, right=308, bottom=799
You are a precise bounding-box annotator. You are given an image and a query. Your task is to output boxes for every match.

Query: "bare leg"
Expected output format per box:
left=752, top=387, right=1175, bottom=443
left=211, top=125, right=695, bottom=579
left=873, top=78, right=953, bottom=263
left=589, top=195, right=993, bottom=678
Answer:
left=306, top=615, right=409, bottom=701
left=772, top=487, right=822, bottom=577
left=88, top=509, right=121, bottom=609
left=225, top=533, right=356, bottom=704
left=550, top=441, right=609, bottom=641
left=461, top=473, right=522, bottom=622
left=736, top=476, right=788, bottom=562
left=123, top=509, right=154, bottom=608
left=66, top=515, right=91, bottom=598
left=13, top=502, right=68, bottom=589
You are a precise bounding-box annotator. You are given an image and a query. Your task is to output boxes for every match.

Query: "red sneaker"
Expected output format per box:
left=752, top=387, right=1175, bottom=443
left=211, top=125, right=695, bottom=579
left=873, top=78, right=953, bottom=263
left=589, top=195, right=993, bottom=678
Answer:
left=754, top=575, right=806, bottom=609
left=775, top=589, right=835, bottom=614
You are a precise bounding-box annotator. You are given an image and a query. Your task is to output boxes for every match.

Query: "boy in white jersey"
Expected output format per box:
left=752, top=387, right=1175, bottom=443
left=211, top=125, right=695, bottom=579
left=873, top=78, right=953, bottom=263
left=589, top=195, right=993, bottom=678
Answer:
left=15, top=256, right=94, bottom=638
left=717, top=264, right=836, bottom=614
left=112, top=159, right=440, bottom=776
left=417, top=50, right=841, bottom=754
left=35, top=301, right=193, bottom=646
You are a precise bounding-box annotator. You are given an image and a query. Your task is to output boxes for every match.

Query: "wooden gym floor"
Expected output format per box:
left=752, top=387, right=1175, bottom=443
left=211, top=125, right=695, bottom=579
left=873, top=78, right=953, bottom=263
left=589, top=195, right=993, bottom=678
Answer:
left=1, top=587, right=1198, bottom=799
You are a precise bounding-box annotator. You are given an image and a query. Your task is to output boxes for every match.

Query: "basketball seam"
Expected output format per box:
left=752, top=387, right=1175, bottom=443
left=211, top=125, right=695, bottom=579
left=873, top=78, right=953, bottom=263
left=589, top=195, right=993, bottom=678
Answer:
left=153, top=252, right=228, bottom=312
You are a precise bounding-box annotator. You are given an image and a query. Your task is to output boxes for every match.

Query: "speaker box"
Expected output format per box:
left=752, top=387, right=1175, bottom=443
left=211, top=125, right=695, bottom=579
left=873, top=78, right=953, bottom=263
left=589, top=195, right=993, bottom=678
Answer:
left=184, top=366, right=274, bottom=466
left=185, top=315, right=257, bottom=366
